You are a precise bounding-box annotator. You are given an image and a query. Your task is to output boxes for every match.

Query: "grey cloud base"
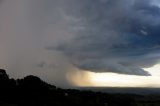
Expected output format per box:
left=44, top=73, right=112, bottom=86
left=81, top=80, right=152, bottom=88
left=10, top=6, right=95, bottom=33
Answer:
left=0, top=0, right=160, bottom=88
left=51, top=0, right=160, bottom=76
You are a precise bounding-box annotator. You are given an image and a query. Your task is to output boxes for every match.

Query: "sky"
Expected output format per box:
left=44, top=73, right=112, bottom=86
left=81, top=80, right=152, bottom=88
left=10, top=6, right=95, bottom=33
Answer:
left=0, top=0, right=160, bottom=88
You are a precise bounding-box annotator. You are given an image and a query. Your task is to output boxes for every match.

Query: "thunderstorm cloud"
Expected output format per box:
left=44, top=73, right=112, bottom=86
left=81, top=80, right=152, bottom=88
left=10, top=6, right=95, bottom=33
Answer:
left=50, top=0, right=160, bottom=76
left=0, top=0, right=160, bottom=87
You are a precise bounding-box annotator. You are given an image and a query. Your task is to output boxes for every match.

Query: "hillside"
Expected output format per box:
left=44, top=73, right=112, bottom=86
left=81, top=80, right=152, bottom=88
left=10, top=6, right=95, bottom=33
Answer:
left=0, top=69, right=160, bottom=106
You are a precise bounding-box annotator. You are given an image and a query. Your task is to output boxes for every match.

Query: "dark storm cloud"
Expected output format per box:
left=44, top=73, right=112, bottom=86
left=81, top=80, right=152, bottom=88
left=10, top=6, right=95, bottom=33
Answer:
left=49, top=0, right=160, bottom=76
left=1, top=0, right=160, bottom=87
left=0, top=0, right=74, bottom=88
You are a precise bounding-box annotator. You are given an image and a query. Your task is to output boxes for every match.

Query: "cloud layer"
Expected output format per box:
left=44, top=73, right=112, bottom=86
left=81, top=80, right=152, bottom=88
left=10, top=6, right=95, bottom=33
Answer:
left=0, top=0, right=160, bottom=88
left=52, top=0, right=160, bottom=76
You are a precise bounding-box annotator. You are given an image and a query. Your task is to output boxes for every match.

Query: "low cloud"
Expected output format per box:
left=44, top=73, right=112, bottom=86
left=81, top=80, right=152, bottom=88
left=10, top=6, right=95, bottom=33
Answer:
left=50, top=0, right=160, bottom=76
left=0, top=0, right=160, bottom=88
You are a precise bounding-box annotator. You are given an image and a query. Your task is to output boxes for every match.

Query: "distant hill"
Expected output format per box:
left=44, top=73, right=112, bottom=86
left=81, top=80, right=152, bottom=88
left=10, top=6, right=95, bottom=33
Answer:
left=80, top=87, right=160, bottom=95
left=0, top=69, right=160, bottom=106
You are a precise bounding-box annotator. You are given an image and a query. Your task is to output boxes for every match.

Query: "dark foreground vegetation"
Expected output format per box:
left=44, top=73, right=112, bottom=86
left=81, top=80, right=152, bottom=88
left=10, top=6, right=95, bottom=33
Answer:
left=0, top=69, right=160, bottom=106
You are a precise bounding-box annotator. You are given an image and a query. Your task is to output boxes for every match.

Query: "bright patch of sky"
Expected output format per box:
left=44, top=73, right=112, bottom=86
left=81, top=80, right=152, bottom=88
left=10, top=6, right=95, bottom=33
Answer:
left=151, top=0, right=160, bottom=7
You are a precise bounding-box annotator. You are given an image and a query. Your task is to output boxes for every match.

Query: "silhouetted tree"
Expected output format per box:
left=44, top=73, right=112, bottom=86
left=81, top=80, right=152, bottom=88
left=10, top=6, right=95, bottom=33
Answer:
left=0, top=69, right=9, bottom=88
left=0, top=69, right=158, bottom=106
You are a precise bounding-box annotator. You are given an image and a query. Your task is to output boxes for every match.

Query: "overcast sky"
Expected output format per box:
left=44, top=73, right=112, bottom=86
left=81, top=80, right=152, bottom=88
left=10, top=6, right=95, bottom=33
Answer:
left=0, top=0, right=160, bottom=88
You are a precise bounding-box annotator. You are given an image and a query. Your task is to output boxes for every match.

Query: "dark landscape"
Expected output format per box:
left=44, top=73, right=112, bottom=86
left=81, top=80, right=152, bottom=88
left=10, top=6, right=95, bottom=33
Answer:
left=1, top=0, right=160, bottom=106
left=0, top=69, right=160, bottom=106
